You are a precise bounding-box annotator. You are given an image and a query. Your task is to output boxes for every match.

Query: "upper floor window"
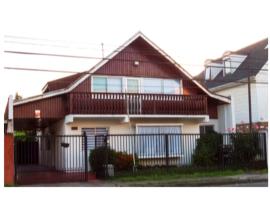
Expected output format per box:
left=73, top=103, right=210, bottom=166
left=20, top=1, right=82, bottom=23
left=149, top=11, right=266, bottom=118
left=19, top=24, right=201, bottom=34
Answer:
left=164, top=79, right=180, bottom=94
left=93, top=77, right=107, bottom=92
left=92, top=76, right=181, bottom=94
left=93, top=77, right=122, bottom=92
left=143, top=78, right=162, bottom=94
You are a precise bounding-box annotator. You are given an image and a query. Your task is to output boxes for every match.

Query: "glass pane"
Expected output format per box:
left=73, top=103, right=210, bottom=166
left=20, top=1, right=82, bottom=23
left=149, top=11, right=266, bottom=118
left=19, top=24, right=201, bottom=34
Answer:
left=127, top=79, right=139, bottom=93
left=164, top=79, right=180, bottom=94
left=108, top=78, right=122, bottom=93
left=143, top=78, right=162, bottom=94
left=93, top=77, right=107, bottom=92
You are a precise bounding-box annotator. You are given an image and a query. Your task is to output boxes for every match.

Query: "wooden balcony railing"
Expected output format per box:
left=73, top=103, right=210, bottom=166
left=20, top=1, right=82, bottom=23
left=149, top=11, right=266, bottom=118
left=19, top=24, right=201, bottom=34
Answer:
left=68, top=92, right=208, bottom=115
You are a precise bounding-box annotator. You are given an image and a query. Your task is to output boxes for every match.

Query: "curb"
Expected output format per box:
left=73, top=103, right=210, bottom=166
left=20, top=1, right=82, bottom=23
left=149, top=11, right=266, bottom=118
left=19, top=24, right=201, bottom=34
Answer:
left=111, top=174, right=268, bottom=187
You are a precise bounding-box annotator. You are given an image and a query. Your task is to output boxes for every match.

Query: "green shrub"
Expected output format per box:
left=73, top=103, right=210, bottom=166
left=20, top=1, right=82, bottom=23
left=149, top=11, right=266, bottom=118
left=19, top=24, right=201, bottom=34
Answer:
left=89, top=147, right=137, bottom=176
left=230, top=133, right=260, bottom=165
left=89, top=146, right=116, bottom=175
left=192, top=131, right=223, bottom=167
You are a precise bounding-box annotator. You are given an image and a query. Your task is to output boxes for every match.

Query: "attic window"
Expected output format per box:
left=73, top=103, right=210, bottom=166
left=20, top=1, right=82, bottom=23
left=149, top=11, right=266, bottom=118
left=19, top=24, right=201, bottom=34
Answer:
left=223, top=58, right=232, bottom=76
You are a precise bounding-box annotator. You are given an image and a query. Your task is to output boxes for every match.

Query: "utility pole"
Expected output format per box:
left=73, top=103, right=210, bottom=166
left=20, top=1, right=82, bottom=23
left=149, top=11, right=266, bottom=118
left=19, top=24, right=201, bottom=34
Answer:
left=101, top=42, right=104, bottom=59
left=247, top=62, right=253, bottom=133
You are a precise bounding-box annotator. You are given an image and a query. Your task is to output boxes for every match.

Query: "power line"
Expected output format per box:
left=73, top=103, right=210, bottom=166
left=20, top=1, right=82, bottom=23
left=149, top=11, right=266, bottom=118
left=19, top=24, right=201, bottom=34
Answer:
left=4, top=39, right=268, bottom=64
left=4, top=50, right=268, bottom=72
left=4, top=66, right=268, bottom=85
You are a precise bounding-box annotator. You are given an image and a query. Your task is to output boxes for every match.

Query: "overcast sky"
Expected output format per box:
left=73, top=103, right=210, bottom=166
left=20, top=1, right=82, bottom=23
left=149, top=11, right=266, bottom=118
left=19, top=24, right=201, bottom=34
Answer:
left=1, top=0, right=269, bottom=101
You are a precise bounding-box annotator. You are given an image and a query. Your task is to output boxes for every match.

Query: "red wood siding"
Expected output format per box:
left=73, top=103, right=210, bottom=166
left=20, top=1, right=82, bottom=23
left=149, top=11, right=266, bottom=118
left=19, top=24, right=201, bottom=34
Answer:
left=14, top=95, right=67, bottom=119
left=207, top=98, right=218, bottom=119
left=71, top=37, right=205, bottom=96
left=94, top=37, right=186, bottom=78
left=182, top=80, right=203, bottom=95
left=72, top=77, right=91, bottom=92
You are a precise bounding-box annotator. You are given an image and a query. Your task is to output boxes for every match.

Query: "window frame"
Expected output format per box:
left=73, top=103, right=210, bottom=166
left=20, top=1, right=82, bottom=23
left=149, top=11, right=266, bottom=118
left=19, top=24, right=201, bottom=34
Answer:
left=135, top=123, right=183, bottom=158
left=91, top=75, right=124, bottom=93
left=91, top=75, right=182, bottom=95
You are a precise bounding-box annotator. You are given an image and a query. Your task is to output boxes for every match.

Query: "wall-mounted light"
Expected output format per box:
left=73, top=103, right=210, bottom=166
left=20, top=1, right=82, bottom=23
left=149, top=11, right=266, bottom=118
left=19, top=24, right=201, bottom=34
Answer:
left=134, top=60, right=140, bottom=67
left=35, top=109, right=41, bottom=119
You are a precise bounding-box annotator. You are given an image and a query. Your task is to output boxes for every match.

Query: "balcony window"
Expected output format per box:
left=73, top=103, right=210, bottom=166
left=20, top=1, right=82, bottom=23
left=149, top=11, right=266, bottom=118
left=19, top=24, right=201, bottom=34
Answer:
left=164, top=79, right=180, bottom=94
left=143, top=78, right=162, bottom=94
left=93, top=77, right=107, bottom=92
left=108, top=77, right=122, bottom=93
left=127, top=79, right=139, bottom=93
left=93, top=77, right=122, bottom=92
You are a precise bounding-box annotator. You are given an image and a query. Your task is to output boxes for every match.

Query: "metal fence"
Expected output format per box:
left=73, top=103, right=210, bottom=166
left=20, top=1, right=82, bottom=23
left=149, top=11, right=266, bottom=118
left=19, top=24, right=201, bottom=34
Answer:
left=14, top=132, right=268, bottom=184
left=93, top=133, right=268, bottom=177
left=14, top=135, right=88, bottom=185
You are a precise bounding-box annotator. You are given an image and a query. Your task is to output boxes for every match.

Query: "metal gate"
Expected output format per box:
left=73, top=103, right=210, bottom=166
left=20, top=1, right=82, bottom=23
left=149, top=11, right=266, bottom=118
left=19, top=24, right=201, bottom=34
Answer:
left=14, top=135, right=88, bottom=185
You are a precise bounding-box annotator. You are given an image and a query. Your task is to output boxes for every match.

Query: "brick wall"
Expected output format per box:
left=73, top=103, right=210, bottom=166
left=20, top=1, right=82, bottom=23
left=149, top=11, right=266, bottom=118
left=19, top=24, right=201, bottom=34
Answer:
left=4, top=134, right=14, bottom=185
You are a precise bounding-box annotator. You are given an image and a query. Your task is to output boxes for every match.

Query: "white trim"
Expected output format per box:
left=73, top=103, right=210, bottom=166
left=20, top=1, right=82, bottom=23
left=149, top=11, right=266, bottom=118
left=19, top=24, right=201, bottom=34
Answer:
left=41, top=83, right=48, bottom=93
left=14, top=32, right=230, bottom=106
left=64, top=114, right=209, bottom=124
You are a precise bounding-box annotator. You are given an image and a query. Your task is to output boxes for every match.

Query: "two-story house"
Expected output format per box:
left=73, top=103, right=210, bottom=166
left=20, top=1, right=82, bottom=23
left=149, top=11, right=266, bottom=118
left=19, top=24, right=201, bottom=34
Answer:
left=6, top=32, right=230, bottom=172
left=198, top=38, right=268, bottom=134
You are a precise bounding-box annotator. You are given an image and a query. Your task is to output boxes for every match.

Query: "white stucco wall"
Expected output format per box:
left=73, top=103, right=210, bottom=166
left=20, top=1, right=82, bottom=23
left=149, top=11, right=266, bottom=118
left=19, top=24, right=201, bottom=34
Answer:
left=255, top=62, right=268, bottom=122
left=48, top=118, right=203, bottom=170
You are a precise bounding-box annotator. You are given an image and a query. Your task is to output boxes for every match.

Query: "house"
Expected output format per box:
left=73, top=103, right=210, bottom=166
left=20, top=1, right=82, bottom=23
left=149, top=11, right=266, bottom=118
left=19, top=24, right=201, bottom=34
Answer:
left=5, top=32, right=230, bottom=175
left=198, top=38, right=268, bottom=133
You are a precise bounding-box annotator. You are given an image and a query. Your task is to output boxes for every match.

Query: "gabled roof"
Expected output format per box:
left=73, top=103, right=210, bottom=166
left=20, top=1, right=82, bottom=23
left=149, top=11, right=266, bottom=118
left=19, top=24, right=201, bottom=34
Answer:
left=204, top=38, right=268, bottom=89
left=42, top=72, right=85, bottom=93
left=14, top=32, right=231, bottom=106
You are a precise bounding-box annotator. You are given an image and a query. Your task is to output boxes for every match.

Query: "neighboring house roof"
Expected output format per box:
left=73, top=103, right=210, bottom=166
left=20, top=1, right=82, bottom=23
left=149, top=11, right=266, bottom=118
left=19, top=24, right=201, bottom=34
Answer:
left=14, top=32, right=231, bottom=106
left=42, top=72, right=85, bottom=93
left=203, top=38, right=268, bottom=89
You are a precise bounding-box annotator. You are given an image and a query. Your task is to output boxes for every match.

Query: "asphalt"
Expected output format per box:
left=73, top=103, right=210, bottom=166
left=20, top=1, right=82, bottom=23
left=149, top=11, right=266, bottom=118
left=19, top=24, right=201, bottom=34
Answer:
left=26, top=173, right=268, bottom=187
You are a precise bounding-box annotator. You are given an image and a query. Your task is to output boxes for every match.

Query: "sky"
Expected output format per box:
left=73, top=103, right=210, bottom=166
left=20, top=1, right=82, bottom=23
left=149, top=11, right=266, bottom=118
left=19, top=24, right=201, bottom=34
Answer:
left=1, top=0, right=269, bottom=101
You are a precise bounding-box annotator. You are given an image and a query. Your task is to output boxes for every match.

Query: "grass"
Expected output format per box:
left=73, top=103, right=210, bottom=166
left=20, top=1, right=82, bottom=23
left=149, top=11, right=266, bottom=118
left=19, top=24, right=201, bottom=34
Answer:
left=109, top=167, right=268, bottom=182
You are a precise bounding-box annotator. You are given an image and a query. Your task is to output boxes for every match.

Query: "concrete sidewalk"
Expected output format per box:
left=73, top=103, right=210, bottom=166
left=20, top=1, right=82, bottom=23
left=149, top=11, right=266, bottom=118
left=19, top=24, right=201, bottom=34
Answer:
left=27, top=173, right=268, bottom=187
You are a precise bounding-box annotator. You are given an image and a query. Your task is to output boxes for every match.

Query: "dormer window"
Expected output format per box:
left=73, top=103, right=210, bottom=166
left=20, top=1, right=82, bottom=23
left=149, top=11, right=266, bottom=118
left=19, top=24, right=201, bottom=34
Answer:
left=223, top=58, right=232, bottom=76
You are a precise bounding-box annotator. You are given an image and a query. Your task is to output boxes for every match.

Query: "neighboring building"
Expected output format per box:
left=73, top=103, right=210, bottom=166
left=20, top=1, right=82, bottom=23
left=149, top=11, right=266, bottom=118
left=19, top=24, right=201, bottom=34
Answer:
left=198, top=38, right=268, bottom=133
left=5, top=32, right=230, bottom=170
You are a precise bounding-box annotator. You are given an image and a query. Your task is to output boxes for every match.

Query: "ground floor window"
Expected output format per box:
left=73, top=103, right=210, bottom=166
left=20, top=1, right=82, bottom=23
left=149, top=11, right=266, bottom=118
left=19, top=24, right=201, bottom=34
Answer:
left=199, top=125, right=214, bottom=134
left=136, top=125, right=182, bottom=158
left=82, top=128, right=108, bottom=150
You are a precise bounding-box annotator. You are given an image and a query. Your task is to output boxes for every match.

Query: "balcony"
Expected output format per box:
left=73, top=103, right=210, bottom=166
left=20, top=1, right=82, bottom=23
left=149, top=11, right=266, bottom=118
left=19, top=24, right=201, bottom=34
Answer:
left=68, top=92, right=208, bottom=116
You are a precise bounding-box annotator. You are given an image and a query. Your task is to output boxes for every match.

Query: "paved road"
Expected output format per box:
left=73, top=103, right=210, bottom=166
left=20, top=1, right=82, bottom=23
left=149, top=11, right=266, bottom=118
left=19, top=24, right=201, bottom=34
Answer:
left=216, top=181, right=268, bottom=187
left=26, top=180, right=268, bottom=187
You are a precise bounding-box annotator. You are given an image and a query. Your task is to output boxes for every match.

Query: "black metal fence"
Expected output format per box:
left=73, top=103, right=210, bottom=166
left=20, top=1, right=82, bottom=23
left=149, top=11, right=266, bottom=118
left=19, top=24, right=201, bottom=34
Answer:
left=14, top=135, right=88, bottom=185
left=93, top=133, right=268, bottom=178
left=14, top=132, right=268, bottom=184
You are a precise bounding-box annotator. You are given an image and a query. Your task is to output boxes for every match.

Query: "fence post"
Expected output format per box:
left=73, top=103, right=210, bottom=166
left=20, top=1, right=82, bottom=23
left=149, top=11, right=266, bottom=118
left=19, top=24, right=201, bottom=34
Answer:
left=104, top=135, right=108, bottom=178
left=165, top=134, right=169, bottom=168
left=83, top=131, right=88, bottom=182
left=263, top=133, right=268, bottom=168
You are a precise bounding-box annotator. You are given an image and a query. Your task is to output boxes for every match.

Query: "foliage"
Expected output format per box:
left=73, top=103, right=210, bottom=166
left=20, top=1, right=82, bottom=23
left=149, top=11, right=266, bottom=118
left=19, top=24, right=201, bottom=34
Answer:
left=192, top=131, right=223, bottom=167
left=230, top=133, right=260, bottom=165
left=14, top=131, right=26, bottom=137
left=115, top=152, right=137, bottom=171
left=89, top=146, right=117, bottom=175
left=89, top=147, right=137, bottom=176
left=15, top=92, right=23, bottom=101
